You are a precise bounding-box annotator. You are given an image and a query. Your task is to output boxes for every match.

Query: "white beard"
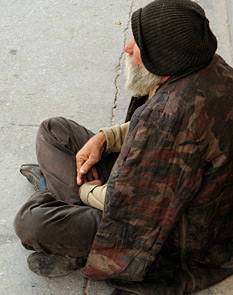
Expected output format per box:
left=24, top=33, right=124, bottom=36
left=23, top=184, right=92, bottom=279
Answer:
left=125, top=54, right=163, bottom=97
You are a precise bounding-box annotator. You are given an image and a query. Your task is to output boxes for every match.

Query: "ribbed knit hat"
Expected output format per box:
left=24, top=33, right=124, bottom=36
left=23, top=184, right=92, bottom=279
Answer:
left=131, top=0, right=217, bottom=76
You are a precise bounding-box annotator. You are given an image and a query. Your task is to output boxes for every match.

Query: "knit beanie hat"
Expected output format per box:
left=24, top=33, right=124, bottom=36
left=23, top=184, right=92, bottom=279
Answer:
left=131, top=0, right=217, bottom=76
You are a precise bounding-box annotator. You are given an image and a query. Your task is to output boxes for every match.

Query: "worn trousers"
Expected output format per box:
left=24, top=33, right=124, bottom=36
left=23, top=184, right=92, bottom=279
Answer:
left=14, top=117, right=118, bottom=258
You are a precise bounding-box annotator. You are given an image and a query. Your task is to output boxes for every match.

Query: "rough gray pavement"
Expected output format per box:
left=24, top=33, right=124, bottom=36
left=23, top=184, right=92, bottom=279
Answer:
left=0, top=1, right=232, bottom=294
left=228, top=0, right=233, bottom=47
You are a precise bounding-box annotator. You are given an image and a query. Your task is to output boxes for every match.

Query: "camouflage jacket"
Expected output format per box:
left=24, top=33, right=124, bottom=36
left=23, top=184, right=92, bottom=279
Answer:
left=85, top=55, right=233, bottom=294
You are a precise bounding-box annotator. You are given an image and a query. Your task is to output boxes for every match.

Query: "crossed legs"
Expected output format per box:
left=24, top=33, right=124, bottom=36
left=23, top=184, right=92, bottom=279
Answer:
left=14, top=117, right=118, bottom=258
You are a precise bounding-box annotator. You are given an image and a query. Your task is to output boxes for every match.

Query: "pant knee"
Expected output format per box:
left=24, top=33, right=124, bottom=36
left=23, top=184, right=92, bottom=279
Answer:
left=37, top=117, right=77, bottom=152
left=14, top=205, right=45, bottom=251
left=39, top=117, right=67, bottom=139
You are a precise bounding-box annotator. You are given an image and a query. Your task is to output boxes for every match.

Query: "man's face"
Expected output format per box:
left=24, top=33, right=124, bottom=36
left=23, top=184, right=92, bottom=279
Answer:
left=124, top=38, right=164, bottom=97
left=124, top=38, right=143, bottom=68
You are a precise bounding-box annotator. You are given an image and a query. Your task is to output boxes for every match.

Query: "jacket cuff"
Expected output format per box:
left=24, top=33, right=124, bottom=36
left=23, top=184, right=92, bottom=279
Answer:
left=99, top=122, right=129, bottom=153
left=79, top=183, right=107, bottom=211
left=99, top=127, right=116, bottom=152
left=80, top=183, right=99, bottom=204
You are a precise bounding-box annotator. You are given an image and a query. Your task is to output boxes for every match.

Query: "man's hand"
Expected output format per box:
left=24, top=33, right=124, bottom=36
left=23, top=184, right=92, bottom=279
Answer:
left=76, top=131, right=106, bottom=186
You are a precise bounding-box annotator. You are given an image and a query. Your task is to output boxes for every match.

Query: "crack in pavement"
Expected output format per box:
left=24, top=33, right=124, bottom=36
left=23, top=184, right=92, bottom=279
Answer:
left=227, top=0, right=233, bottom=48
left=82, top=277, right=90, bottom=295
left=111, top=0, right=136, bottom=126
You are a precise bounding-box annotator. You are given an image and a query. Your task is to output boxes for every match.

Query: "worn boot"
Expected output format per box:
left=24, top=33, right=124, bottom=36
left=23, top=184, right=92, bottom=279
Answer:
left=27, top=252, right=87, bottom=277
left=20, top=164, right=47, bottom=191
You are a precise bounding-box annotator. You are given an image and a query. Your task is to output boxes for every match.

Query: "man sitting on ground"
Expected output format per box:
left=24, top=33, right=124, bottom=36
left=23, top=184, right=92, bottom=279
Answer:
left=14, top=0, right=233, bottom=294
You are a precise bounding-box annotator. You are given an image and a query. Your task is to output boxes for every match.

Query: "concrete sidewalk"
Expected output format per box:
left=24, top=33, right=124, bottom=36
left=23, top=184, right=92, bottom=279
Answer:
left=0, top=1, right=232, bottom=294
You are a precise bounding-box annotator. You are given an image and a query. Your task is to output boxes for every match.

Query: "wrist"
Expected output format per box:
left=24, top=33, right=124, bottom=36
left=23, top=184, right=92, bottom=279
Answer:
left=98, top=131, right=107, bottom=151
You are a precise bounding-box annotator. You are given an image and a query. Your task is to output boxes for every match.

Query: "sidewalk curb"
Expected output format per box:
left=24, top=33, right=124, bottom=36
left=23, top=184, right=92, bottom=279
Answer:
left=228, top=0, right=233, bottom=47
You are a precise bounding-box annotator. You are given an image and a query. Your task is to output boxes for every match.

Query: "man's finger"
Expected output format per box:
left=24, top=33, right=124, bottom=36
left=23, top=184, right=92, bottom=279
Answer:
left=76, top=157, right=85, bottom=185
left=77, top=175, right=83, bottom=186
left=79, top=158, right=96, bottom=176
left=92, top=167, right=99, bottom=180
left=86, top=170, right=94, bottom=182
left=76, top=157, right=84, bottom=174
left=77, top=159, right=96, bottom=186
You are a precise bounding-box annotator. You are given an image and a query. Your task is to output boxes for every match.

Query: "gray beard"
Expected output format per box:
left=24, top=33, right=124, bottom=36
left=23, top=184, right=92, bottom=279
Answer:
left=125, top=54, right=163, bottom=97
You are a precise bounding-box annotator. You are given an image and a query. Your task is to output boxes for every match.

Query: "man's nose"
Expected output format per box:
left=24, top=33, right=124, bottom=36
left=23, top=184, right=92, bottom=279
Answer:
left=124, top=38, right=135, bottom=54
